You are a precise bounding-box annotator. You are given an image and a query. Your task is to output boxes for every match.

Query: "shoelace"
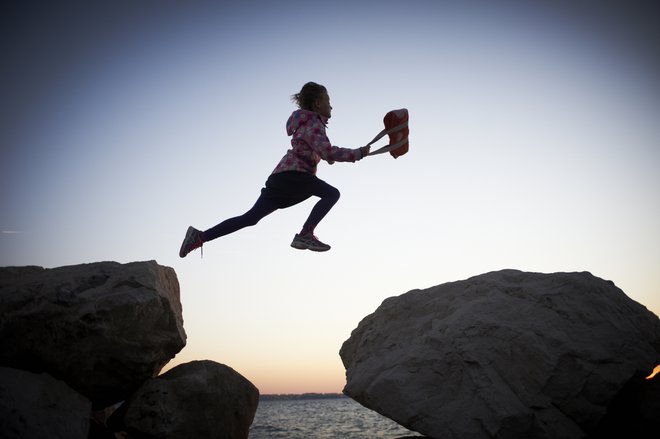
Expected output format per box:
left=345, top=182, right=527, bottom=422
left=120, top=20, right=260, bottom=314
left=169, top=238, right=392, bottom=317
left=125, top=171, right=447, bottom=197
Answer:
left=189, top=237, right=203, bottom=258
left=307, top=234, right=327, bottom=246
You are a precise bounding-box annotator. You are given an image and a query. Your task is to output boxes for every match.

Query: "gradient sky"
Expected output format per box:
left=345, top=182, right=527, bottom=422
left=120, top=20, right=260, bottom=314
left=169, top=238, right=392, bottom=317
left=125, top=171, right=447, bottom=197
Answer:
left=2, top=0, right=659, bottom=394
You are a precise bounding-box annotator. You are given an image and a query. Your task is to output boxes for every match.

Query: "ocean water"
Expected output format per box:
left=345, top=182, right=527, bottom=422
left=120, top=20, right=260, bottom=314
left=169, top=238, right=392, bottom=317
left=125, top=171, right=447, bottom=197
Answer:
left=249, top=396, right=424, bottom=439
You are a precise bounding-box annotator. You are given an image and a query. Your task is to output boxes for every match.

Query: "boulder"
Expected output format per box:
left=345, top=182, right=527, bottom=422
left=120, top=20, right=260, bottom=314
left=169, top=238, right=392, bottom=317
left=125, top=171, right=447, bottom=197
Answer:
left=0, top=261, right=186, bottom=408
left=589, top=369, right=660, bottom=439
left=0, top=366, right=91, bottom=439
left=340, top=270, right=660, bottom=439
left=109, top=360, right=259, bottom=439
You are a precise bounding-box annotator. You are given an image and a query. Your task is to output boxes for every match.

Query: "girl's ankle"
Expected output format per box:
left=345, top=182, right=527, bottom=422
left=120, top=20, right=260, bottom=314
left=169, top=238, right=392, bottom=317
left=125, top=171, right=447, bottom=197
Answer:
left=299, top=225, right=314, bottom=236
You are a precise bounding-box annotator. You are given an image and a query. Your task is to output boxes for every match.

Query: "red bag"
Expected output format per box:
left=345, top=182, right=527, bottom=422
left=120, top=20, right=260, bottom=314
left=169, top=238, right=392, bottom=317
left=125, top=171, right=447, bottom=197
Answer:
left=366, top=109, right=409, bottom=158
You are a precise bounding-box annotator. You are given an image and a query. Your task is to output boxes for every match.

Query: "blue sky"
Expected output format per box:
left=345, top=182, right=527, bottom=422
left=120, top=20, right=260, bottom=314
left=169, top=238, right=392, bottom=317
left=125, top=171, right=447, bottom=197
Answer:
left=2, top=0, right=659, bottom=393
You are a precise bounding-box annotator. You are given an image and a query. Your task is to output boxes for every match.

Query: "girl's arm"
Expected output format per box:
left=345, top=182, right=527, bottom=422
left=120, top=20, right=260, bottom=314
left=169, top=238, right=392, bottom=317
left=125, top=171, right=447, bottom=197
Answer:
left=307, top=119, right=364, bottom=163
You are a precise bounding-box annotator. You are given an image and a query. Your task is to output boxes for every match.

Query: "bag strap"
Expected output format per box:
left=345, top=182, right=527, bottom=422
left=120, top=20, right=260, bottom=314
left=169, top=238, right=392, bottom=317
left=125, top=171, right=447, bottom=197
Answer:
left=366, top=121, right=409, bottom=156
left=367, top=137, right=408, bottom=156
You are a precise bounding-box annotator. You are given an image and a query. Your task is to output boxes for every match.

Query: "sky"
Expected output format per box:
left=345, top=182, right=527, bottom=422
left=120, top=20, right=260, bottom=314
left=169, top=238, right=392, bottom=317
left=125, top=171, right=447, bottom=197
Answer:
left=2, top=0, right=659, bottom=394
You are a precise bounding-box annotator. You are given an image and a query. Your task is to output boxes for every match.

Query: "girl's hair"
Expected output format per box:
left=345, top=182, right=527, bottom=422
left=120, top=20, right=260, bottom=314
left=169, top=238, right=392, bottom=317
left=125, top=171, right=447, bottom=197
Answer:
left=291, top=82, right=327, bottom=111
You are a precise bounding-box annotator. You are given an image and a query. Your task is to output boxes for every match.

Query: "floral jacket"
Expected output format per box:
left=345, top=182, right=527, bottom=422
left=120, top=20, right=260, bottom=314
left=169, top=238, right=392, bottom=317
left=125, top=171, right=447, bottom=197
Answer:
left=272, top=110, right=363, bottom=175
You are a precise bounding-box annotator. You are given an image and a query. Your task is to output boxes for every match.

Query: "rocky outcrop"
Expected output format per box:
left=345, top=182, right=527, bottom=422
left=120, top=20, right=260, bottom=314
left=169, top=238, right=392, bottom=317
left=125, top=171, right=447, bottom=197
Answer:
left=0, top=261, right=186, bottom=408
left=0, top=366, right=91, bottom=439
left=0, top=261, right=261, bottom=438
left=109, top=360, right=259, bottom=439
left=340, top=270, right=660, bottom=439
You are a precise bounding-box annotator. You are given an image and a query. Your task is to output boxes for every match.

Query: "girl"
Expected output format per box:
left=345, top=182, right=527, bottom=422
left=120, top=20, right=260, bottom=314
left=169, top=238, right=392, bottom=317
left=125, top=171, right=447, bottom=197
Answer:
left=179, top=82, right=370, bottom=257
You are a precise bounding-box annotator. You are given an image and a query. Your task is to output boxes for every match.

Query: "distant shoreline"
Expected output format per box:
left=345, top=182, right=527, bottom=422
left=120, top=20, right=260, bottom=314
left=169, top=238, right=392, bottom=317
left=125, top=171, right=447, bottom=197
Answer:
left=259, top=393, right=346, bottom=401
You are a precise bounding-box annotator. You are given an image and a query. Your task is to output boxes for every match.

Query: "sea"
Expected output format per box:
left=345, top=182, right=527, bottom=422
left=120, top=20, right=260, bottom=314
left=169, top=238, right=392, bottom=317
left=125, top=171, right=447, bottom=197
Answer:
left=249, top=395, right=425, bottom=439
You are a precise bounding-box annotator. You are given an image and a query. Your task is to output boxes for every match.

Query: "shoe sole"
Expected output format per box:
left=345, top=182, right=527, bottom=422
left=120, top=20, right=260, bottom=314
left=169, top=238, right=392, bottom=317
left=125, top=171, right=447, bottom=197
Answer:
left=291, top=242, right=330, bottom=252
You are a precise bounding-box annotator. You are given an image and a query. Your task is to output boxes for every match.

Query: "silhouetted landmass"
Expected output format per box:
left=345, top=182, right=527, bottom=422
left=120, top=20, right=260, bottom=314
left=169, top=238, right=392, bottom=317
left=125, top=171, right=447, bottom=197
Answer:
left=260, top=393, right=346, bottom=401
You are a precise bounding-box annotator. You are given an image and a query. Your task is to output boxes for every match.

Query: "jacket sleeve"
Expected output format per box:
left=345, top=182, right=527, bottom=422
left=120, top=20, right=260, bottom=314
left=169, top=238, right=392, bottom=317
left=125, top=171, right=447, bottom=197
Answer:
left=306, top=118, right=362, bottom=163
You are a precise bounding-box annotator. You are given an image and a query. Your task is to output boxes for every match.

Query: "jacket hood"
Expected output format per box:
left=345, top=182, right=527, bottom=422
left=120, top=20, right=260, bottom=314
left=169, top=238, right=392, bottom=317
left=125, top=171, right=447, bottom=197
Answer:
left=286, top=110, right=328, bottom=136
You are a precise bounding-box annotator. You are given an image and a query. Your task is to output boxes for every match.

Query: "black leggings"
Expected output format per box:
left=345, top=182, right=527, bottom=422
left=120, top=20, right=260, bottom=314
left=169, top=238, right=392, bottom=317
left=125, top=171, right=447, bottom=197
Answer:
left=203, top=172, right=340, bottom=242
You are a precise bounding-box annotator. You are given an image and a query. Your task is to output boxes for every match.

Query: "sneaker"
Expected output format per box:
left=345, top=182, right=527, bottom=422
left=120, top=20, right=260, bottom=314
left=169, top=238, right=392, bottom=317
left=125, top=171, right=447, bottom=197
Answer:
left=290, top=233, right=331, bottom=252
left=179, top=226, right=204, bottom=258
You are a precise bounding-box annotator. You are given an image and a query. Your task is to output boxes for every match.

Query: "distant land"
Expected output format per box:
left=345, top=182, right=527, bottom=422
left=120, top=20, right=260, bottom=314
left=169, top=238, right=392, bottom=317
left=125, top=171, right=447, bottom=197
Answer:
left=260, top=393, right=346, bottom=401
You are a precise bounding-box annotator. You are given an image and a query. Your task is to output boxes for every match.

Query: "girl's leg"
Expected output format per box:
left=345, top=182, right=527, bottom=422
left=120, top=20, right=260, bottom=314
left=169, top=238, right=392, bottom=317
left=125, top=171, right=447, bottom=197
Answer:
left=299, top=179, right=340, bottom=235
left=203, top=196, right=278, bottom=243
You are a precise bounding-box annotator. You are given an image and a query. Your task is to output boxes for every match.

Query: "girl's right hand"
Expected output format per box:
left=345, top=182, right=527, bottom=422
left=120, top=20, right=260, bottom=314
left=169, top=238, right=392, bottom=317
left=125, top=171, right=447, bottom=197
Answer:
left=359, top=146, right=371, bottom=158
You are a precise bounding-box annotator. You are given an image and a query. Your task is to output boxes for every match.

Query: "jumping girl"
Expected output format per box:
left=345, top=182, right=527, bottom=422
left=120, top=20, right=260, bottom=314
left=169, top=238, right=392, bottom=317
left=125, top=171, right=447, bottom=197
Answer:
left=179, top=82, right=370, bottom=257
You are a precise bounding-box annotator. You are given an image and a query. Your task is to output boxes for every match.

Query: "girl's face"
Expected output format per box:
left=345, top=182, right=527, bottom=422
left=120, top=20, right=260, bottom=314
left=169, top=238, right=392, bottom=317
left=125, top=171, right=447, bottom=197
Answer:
left=313, top=92, right=332, bottom=118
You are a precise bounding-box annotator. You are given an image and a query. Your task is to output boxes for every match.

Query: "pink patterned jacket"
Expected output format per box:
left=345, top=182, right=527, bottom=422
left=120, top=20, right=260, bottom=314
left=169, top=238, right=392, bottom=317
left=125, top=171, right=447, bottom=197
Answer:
left=272, top=110, right=363, bottom=175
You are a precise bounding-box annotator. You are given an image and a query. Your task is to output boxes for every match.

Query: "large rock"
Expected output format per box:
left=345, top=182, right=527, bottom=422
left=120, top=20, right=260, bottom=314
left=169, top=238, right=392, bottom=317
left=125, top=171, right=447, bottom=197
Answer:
left=0, top=261, right=186, bottom=408
left=340, top=270, right=660, bottom=439
left=590, top=369, right=660, bottom=439
left=0, top=366, right=91, bottom=439
left=109, top=360, right=259, bottom=439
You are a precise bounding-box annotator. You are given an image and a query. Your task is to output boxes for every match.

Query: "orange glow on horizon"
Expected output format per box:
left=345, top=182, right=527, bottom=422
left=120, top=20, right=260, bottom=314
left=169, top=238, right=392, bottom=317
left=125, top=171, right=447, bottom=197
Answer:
left=646, top=365, right=660, bottom=380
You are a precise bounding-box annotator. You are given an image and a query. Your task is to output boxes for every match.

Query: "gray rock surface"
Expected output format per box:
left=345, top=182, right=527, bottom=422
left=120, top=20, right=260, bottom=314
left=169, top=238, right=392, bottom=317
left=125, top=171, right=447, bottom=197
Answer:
left=109, top=360, right=259, bottom=439
left=340, top=270, right=660, bottom=439
left=0, top=260, right=186, bottom=407
left=0, top=366, right=91, bottom=439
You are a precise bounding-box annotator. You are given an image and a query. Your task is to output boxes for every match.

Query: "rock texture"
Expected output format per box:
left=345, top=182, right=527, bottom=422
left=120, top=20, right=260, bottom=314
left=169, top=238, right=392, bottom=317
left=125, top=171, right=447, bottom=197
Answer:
left=109, top=360, right=259, bottom=439
left=340, top=270, right=660, bottom=439
left=0, top=260, right=186, bottom=408
left=0, top=366, right=91, bottom=439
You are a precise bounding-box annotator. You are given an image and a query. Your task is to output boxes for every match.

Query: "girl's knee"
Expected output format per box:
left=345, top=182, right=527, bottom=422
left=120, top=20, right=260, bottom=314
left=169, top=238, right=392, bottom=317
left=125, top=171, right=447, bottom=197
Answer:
left=329, top=187, right=340, bottom=203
